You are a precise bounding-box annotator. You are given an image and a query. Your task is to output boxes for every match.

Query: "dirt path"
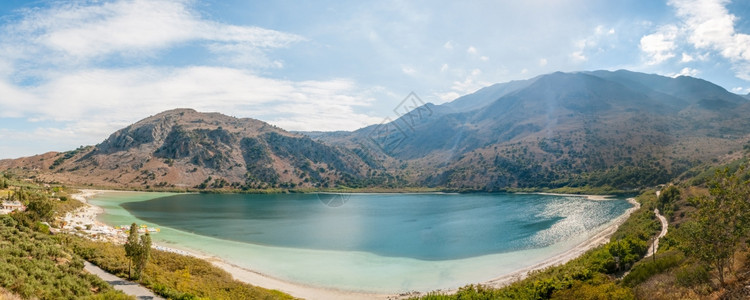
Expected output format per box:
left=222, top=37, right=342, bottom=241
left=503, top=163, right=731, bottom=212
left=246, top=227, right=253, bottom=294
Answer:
left=645, top=191, right=668, bottom=258
left=84, top=261, right=164, bottom=300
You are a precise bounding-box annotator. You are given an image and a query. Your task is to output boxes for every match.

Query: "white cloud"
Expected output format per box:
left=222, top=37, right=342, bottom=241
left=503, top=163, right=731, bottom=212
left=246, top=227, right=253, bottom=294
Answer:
left=671, top=67, right=700, bottom=77
left=440, top=63, right=449, bottom=72
left=480, top=56, right=489, bottom=61
left=0, top=0, right=383, bottom=154
left=436, top=91, right=461, bottom=103
left=639, top=25, right=679, bottom=65
left=443, top=41, right=453, bottom=50
left=570, top=24, right=619, bottom=63
left=1, top=0, right=302, bottom=68
left=539, top=58, right=548, bottom=66
left=1, top=66, right=380, bottom=135
left=467, top=46, right=478, bottom=55
left=681, top=52, right=694, bottom=62
left=402, top=66, right=416, bottom=75
left=667, top=0, right=750, bottom=78
left=595, top=25, right=615, bottom=36
left=731, top=87, right=749, bottom=94
left=570, top=39, right=587, bottom=62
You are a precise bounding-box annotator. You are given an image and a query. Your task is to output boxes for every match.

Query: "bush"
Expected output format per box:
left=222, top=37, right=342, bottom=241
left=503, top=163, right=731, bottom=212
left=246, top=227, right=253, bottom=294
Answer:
left=623, top=250, right=684, bottom=286
left=674, top=263, right=710, bottom=288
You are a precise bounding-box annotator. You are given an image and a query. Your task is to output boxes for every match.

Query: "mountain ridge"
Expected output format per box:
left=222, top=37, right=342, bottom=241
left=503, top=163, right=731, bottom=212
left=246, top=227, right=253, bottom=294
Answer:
left=3, top=70, right=750, bottom=191
left=311, top=70, right=750, bottom=190
left=0, top=108, right=389, bottom=189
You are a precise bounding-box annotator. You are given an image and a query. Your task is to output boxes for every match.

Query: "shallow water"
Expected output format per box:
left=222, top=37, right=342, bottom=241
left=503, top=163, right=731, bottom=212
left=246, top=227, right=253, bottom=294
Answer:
left=90, top=192, right=631, bottom=293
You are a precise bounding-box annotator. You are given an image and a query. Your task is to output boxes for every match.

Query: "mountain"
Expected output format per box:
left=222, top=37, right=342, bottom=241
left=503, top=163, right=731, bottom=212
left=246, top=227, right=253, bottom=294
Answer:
left=0, top=109, right=388, bottom=189
left=312, top=70, right=750, bottom=190
left=3, top=70, right=750, bottom=191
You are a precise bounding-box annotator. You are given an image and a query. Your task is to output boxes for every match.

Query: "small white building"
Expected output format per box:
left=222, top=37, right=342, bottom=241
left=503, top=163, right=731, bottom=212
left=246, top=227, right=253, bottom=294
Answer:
left=0, top=200, right=26, bottom=214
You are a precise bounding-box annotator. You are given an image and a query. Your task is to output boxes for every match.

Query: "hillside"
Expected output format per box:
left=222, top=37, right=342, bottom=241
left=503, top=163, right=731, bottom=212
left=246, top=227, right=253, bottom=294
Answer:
left=314, top=70, right=750, bottom=190
left=0, top=109, right=385, bottom=189
left=3, top=70, right=750, bottom=191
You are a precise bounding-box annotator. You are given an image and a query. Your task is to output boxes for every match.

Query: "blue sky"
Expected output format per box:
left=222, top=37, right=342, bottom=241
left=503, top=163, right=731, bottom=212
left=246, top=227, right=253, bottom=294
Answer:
left=1, top=0, right=750, bottom=159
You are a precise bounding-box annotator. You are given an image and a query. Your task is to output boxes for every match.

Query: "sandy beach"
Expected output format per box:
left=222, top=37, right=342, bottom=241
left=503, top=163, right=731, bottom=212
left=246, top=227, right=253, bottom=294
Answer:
left=66, top=191, right=641, bottom=300
left=535, top=192, right=615, bottom=201
left=60, top=189, right=123, bottom=242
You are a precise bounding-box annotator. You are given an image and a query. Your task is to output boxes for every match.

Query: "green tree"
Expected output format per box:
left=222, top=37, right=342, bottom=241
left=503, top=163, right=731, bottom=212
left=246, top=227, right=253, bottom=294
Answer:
left=124, top=223, right=153, bottom=280
left=679, top=167, right=750, bottom=285
left=124, top=223, right=141, bottom=279
left=657, top=185, right=680, bottom=218
left=26, top=196, right=54, bottom=221
left=134, top=232, right=152, bottom=280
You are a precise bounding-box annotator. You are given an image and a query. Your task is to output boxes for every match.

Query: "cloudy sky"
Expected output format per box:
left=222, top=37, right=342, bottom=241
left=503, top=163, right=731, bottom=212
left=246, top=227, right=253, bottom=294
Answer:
left=1, top=0, right=749, bottom=159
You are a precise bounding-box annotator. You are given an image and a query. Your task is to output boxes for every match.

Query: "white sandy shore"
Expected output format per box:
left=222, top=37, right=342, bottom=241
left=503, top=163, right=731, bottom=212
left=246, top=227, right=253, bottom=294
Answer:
left=535, top=192, right=614, bottom=201
left=61, top=189, right=123, bottom=242
left=67, top=191, right=640, bottom=300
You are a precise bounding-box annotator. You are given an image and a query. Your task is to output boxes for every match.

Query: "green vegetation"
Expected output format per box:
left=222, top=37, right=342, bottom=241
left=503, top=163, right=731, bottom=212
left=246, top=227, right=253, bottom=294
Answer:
left=0, top=209, right=131, bottom=299
left=70, top=237, right=293, bottom=300
left=0, top=174, right=292, bottom=300
left=675, top=167, right=749, bottom=286
left=49, top=146, right=92, bottom=170
left=622, top=250, right=684, bottom=287
left=124, top=223, right=152, bottom=280
left=657, top=185, right=680, bottom=219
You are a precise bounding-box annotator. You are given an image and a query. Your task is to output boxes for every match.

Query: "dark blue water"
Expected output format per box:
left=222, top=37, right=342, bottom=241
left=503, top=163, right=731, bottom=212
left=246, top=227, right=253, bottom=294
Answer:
left=121, top=193, right=631, bottom=260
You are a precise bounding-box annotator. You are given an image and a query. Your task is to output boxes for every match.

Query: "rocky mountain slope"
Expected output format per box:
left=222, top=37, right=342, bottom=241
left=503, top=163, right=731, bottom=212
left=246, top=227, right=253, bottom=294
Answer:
left=0, top=109, right=386, bottom=189
left=3, top=70, right=750, bottom=191
left=313, top=70, right=750, bottom=190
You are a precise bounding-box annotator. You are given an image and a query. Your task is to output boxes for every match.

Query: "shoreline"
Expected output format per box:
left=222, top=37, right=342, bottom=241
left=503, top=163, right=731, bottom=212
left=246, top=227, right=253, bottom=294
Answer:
left=67, top=190, right=640, bottom=300
left=480, top=197, right=640, bottom=288
left=534, top=192, right=615, bottom=201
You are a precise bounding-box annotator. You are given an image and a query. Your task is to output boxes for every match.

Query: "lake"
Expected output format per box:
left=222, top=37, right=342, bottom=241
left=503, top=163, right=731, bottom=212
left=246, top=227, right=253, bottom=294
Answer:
left=90, top=192, right=632, bottom=293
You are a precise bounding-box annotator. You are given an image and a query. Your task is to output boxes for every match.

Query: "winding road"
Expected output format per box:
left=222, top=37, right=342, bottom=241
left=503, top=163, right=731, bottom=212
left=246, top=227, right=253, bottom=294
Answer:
left=645, top=190, right=668, bottom=258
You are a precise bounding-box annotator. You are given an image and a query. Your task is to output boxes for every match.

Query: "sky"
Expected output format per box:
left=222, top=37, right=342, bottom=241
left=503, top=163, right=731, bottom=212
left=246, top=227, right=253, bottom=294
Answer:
left=1, top=0, right=750, bottom=159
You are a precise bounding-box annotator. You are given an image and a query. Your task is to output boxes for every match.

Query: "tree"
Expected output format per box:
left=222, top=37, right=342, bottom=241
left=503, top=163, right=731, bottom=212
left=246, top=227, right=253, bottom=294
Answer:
left=657, top=185, right=680, bottom=218
left=124, top=223, right=153, bottom=280
left=134, top=232, right=152, bottom=280
left=679, top=167, right=750, bottom=285
left=26, top=196, right=54, bottom=221
left=124, top=223, right=141, bottom=279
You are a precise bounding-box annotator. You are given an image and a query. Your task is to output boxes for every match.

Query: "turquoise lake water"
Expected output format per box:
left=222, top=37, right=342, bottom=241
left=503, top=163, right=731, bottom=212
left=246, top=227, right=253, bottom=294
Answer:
left=90, top=192, right=632, bottom=293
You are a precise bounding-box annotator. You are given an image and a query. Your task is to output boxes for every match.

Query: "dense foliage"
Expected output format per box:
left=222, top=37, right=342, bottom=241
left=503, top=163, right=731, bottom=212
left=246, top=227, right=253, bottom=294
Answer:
left=675, top=167, right=750, bottom=286
left=657, top=185, right=680, bottom=219
left=0, top=215, right=131, bottom=299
